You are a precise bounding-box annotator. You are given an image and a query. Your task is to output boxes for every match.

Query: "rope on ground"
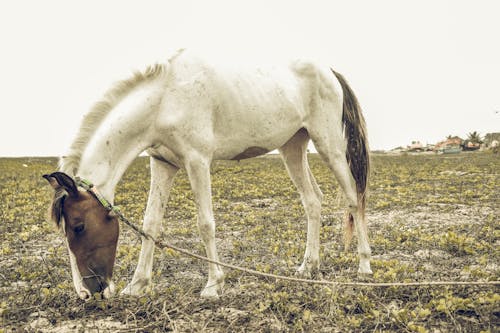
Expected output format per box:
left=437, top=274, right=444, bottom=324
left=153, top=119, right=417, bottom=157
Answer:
left=157, top=240, right=500, bottom=288
left=117, top=209, right=500, bottom=288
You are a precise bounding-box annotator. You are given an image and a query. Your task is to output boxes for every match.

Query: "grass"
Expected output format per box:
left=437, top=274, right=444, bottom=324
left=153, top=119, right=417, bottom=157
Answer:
left=0, top=152, right=498, bottom=332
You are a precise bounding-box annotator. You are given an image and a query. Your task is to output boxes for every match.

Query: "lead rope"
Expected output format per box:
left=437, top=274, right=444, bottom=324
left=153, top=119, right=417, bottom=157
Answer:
left=75, top=177, right=500, bottom=288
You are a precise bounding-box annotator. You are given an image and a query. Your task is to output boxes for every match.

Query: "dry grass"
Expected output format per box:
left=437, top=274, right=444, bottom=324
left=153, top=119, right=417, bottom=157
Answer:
left=1, top=152, right=498, bottom=332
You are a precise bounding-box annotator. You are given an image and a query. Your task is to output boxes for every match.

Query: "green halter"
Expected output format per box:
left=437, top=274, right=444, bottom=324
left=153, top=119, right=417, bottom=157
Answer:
left=74, top=177, right=117, bottom=213
left=74, top=176, right=153, bottom=242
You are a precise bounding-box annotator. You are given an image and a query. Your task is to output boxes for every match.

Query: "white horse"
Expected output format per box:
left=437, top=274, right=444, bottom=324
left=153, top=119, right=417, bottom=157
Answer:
left=44, top=48, right=372, bottom=300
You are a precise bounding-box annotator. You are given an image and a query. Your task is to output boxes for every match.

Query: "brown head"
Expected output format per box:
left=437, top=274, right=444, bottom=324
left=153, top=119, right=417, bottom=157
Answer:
left=43, top=172, right=119, bottom=299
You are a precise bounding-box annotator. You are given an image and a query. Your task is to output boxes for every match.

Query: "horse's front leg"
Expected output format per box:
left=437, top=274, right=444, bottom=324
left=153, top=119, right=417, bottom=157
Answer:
left=185, top=156, right=224, bottom=298
left=122, top=157, right=178, bottom=296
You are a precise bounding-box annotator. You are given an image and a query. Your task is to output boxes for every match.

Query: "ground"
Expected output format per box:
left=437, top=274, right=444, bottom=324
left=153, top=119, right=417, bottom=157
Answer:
left=0, top=153, right=498, bottom=332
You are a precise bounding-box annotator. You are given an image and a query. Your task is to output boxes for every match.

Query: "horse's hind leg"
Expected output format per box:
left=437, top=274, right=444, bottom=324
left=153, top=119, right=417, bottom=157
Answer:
left=309, top=126, right=372, bottom=274
left=185, top=156, right=224, bottom=298
left=279, top=129, right=323, bottom=277
left=122, top=157, right=179, bottom=296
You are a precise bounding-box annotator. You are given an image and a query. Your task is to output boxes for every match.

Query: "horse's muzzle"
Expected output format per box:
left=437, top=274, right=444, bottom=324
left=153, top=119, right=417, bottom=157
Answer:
left=82, top=274, right=109, bottom=297
left=78, top=280, right=115, bottom=301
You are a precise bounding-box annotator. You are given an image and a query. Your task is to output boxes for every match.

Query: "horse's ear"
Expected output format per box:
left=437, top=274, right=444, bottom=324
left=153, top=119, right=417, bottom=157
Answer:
left=43, top=172, right=79, bottom=197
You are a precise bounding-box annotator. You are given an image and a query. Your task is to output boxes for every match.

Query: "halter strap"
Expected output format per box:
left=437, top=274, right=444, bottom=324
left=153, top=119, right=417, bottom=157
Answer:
left=74, top=176, right=155, bottom=242
left=74, top=177, right=116, bottom=213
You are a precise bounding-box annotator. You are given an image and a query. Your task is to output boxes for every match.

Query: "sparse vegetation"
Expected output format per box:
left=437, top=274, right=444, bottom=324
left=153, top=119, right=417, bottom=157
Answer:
left=1, top=153, right=499, bottom=331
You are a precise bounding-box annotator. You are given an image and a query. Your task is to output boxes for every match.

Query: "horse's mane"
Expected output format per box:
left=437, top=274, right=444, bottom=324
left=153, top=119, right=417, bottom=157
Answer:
left=59, top=63, right=167, bottom=175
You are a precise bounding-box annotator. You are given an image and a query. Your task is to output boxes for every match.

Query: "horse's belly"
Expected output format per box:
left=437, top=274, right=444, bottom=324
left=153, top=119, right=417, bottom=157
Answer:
left=211, top=72, right=306, bottom=159
left=211, top=107, right=303, bottom=160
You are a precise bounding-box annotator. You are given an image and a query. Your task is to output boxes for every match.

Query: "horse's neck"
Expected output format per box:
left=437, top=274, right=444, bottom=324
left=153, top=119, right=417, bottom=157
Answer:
left=77, top=86, right=161, bottom=201
left=78, top=142, right=145, bottom=202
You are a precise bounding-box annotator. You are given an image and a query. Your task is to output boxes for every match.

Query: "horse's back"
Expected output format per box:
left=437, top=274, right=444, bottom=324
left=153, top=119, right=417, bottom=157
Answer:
left=155, top=50, right=343, bottom=161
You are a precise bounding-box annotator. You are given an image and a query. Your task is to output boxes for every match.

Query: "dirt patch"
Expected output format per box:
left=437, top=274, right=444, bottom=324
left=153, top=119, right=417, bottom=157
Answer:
left=29, top=313, right=127, bottom=333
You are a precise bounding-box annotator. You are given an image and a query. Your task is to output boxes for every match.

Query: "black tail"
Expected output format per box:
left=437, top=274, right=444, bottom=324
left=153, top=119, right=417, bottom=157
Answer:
left=331, top=69, right=370, bottom=249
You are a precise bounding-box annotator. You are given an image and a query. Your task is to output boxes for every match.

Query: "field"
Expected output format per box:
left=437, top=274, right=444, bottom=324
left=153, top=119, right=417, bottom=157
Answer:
left=0, top=152, right=498, bottom=332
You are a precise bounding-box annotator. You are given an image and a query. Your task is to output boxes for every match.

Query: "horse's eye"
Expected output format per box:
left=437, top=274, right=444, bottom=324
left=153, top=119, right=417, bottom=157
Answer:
left=73, top=224, right=85, bottom=234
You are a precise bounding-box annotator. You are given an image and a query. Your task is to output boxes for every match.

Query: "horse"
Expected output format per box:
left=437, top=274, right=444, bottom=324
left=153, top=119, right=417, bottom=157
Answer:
left=43, top=48, right=372, bottom=300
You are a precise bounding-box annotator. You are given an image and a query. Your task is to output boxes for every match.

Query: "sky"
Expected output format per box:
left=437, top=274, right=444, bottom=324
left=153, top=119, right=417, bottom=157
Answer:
left=0, top=0, right=499, bottom=156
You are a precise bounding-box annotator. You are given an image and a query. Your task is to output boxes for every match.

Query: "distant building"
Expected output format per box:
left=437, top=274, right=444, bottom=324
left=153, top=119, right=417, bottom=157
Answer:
left=408, top=141, right=424, bottom=152
left=425, top=144, right=435, bottom=151
left=484, top=132, right=500, bottom=148
left=434, top=136, right=463, bottom=153
left=389, top=146, right=405, bottom=154
left=434, top=136, right=464, bottom=150
left=463, top=141, right=481, bottom=151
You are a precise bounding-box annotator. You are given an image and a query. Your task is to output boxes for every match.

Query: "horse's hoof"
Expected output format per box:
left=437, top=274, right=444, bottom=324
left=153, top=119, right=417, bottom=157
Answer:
left=121, top=279, right=150, bottom=296
left=296, top=264, right=322, bottom=279
left=358, top=269, right=373, bottom=275
left=296, top=267, right=312, bottom=279
left=200, top=286, right=220, bottom=299
left=357, top=266, right=373, bottom=277
left=358, top=261, right=373, bottom=275
left=200, top=275, right=224, bottom=299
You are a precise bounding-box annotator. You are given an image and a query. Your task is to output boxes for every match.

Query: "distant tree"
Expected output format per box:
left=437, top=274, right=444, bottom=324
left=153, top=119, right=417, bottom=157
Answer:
left=467, top=131, right=483, bottom=144
left=446, top=135, right=453, bottom=140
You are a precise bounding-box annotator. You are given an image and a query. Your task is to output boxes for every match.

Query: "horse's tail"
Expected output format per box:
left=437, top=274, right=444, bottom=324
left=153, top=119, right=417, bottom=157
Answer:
left=331, top=69, right=370, bottom=250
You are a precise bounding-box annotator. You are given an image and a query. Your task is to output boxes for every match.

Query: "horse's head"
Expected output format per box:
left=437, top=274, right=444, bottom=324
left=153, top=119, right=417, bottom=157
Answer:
left=43, top=172, right=119, bottom=300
